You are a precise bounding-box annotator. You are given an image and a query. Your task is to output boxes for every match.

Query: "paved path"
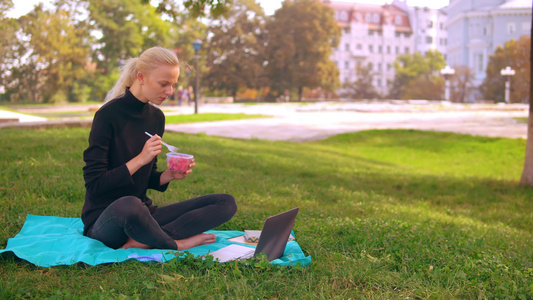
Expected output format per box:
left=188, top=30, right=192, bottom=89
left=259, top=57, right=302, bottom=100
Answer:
left=165, top=102, right=529, bottom=141
left=1, top=102, right=529, bottom=141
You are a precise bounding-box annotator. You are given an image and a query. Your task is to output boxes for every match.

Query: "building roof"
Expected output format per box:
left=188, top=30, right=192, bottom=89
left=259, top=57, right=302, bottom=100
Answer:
left=499, top=0, right=532, bottom=9
left=325, top=0, right=412, bottom=32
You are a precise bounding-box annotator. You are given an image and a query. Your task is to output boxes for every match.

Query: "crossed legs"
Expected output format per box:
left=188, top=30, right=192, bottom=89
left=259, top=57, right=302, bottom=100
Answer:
left=87, top=194, right=237, bottom=250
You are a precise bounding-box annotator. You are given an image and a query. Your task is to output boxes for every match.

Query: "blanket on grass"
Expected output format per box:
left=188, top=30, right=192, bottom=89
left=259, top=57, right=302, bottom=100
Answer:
left=0, top=215, right=311, bottom=267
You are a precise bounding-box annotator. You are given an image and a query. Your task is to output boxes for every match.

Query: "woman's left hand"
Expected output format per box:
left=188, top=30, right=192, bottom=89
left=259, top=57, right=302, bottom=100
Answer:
left=161, top=159, right=196, bottom=184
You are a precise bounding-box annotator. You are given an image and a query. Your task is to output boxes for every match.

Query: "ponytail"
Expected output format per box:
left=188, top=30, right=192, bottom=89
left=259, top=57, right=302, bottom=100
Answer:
left=104, top=58, right=138, bottom=103
left=103, top=47, right=180, bottom=103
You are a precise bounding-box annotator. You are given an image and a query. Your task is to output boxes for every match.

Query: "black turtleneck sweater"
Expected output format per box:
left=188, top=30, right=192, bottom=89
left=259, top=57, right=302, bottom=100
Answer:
left=81, top=88, right=169, bottom=235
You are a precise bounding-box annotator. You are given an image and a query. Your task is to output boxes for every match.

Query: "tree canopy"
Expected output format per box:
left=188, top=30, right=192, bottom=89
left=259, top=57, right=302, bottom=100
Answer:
left=480, top=36, right=530, bottom=103
left=204, top=0, right=267, bottom=100
left=341, top=64, right=379, bottom=100
left=388, top=50, right=446, bottom=100
left=0, top=0, right=346, bottom=103
left=264, top=0, right=341, bottom=100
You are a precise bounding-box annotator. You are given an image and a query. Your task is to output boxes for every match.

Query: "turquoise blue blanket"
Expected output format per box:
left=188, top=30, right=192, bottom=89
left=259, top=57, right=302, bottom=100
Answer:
left=0, top=215, right=311, bottom=267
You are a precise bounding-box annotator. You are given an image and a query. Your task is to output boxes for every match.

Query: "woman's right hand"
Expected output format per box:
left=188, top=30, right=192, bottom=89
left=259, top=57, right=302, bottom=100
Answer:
left=126, top=135, right=162, bottom=175
left=138, top=134, right=162, bottom=165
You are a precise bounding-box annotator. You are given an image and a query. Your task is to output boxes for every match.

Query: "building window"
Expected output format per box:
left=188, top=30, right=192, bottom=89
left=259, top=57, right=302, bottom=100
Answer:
left=404, top=46, right=410, bottom=54
left=368, top=62, right=373, bottom=70
left=368, top=29, right=374, bottom=36
left=377, top=63, right=382, bottom=71
left=387, top=45, right=391, bottom=54
left=426, top=36, right=433, bottom=44
left=343, top=27, right=351, bottom=34
left=340, top=11, right=348, bottom=21
left=427, top=20, right=433, bottom=28
left=345, top=44, right=350, bottom=51
left=378, top=45, right=382, bottom=53
left=474, top=53, right=484, bottom=73
left=395, top=16, right=402, bottom=25
left=377, top=79, right=382, bottom=87
left=395, top=46, right=399, bottom=54
left=395, top=32, right=400, bottom=37
left=387, top=63, right=391, bottom=71
left=356, top=43, right=362, bottom=50
left=373, top=14, right=380, bottom=23
left=344, top=61, right=350, bottom=70
left=507, top=22, right=516, bottom=35
left=356, top=13, right=362, bottom=21
left=365, top=13, right=371, bottom=22
left=369, top=45, right=374, bottom=53
left=440, top=22, right=444, bottom=30
left=523, top=22, right=531, bottom=33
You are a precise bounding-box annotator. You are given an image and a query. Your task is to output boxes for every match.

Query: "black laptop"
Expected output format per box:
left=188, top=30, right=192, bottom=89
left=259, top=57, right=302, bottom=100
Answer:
left=209, top=207, right=299, bottom=262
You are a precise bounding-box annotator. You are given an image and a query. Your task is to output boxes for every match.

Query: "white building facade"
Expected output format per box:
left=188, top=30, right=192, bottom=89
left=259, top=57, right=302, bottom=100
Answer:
left=446, top=0, right=531, bottom=85
left=410, top=6, right=448, bottom=57
left=324, top=0, right=447, bottom=96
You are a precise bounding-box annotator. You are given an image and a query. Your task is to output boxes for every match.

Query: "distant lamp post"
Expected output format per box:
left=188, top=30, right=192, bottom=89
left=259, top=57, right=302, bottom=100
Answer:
left=440, top=65, right=455, bottom=102
left=500, top=66, right=516, bottom=104
left=192, top=39, right=202, bottom=114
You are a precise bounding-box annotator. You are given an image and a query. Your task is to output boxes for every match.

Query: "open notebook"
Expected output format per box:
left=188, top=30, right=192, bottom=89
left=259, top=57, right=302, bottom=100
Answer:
left=208, top=207, right=299, bottom=262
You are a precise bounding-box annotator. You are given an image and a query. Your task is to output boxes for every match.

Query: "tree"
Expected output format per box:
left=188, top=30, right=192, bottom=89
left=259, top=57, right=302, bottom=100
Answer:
left=519, top=15, right=533, bottom=187
left=88, top=0, right=172, bottom=72
left=2, top=3, right=91, bottom=103
left=264, top=0, right=341, bottom=101
left=341, top=64, right=379, bottom=100
left=449, top=65, right=475, bottom=103
left=203, top=0, right=267, bottom=101
left=403, top=76, right=444, bottom=100
left=183, top=0, right=231, bottom=18
left=0, top=0, right=18, bottom=100
left=388, top=50, right=446, bottom=100
left=480, top=36, right=530, bottom=103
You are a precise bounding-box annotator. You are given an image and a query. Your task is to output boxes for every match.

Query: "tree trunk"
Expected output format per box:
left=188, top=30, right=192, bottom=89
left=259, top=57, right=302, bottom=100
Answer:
left=298, top=87, right=303, bottom=101
left=232, top=89, right=237, bottom=103
left=519, top=12, right=533, bottom=186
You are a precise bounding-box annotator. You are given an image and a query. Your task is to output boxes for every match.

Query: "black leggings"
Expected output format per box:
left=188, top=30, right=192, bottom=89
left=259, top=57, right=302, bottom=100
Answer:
left=86, top=193, right=237, bottom=250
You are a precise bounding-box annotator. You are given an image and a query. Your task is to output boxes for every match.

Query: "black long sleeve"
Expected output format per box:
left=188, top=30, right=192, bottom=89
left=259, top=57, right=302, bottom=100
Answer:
left=81, top=88, right=169, bottom=235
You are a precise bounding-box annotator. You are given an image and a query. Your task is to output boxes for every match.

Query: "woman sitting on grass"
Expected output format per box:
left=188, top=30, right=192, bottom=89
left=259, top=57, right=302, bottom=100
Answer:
left=81, top=47, right=237, bottom=250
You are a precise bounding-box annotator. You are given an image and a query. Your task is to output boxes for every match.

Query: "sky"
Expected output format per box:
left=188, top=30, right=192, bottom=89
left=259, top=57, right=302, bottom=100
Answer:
left=7, top=0, right=450, bottom=18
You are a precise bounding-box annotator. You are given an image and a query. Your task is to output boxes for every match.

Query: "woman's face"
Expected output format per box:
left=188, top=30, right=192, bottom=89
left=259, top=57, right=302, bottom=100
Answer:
left=139, top=64, right=180, bottom=105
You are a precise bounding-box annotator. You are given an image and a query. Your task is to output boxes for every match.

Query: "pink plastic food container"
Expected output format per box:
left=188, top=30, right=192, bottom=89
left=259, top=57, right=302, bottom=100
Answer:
left=166, top=152, right=194, bottom=172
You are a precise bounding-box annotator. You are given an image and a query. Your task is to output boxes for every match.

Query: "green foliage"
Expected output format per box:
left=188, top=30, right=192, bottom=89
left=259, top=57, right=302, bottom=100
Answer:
left=0, top=127, right=532, bottom=298
left=449, top=65, right=475, bottom=103
left=480, top=36, right=531, bottom=103
left=342, top=64, right=380, bottom=99
left=204, top=0, right=267, bottom=100
left=87, top=0, right=172, bottom=71
left=183, top=0, right=232, bottom=18
left=388, top=50, right=446, bottom=100
left=0, top=3, right=91, bottom=103
left=265, top=0, right=341, bottom=100
left=0, top=0, right=216, bottom=103
left=164, top=112, right=269, bottom=124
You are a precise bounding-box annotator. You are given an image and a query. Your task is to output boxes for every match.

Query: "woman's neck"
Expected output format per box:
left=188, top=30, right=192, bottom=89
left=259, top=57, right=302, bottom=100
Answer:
left=129, top=81, right=148, bottom=103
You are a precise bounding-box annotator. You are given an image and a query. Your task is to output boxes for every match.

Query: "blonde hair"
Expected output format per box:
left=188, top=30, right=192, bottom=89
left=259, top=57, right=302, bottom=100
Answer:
left=104, top=47, right=180, bottom=103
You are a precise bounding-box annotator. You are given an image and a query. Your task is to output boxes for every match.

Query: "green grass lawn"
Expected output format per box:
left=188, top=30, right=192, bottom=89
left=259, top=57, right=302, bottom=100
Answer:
left=164, top=112, right=268, bottom=124
left=0, top=128, right=531, bottom=299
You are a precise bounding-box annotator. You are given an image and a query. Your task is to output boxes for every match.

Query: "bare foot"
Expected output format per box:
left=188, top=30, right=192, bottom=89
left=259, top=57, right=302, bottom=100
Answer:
left=121, top=237, right=151, bottom=249
left=175, top=233, right=217, bottom=250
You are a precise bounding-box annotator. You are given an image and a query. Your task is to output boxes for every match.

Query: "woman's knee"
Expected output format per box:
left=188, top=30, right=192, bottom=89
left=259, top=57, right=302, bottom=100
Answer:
left=113, top=196, right=149, bottom=221
left=219, top=193, right=238, bottom=218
